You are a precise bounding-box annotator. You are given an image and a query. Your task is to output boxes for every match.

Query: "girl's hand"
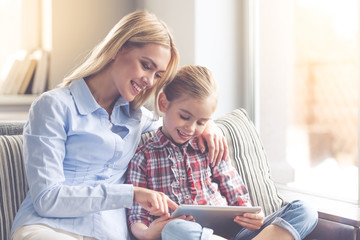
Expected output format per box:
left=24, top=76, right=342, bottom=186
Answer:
left=145, top=214, right=174, bottom=240
left=131, top=215, right=194, bottom=240
left=198, top=120, right=229, bottom=166
left=133, top=187, right=178, bottom=216
left=233, top=209, right=265, bottom=231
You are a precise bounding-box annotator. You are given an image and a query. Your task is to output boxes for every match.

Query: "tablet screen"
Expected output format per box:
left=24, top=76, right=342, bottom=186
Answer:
left=170, top=205, right=261, bottom=238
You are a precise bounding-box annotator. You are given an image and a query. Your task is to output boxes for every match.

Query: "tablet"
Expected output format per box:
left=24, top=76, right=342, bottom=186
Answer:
left=171, top=205, right=261, bottom=238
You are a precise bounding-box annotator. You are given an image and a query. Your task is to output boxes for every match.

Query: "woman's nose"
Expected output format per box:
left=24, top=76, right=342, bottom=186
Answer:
left=141, top=73, right=155, bottom=89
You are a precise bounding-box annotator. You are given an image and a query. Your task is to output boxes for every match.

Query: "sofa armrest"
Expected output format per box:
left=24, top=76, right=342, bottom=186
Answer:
left=0, top=122, right=27, bottom=240
left=0, top=121, right=26, bottom=135
left=304, top=217, right=357, bottom=240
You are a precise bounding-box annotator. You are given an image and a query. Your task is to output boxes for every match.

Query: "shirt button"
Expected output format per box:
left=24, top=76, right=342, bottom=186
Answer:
left=108, top=122, right=112, bottom=129
left=112, top=203, right=117, bottom=208
left=184, top=195, right=190, bottom=199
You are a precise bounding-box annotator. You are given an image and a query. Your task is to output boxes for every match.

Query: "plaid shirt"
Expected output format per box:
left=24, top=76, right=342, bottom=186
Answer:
left=127, top=128, right=251, bottom=226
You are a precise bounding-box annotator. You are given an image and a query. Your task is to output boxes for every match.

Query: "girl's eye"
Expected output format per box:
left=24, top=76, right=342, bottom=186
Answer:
left=180, top=114, right=190, bottom=120
left=155, top=73, right=162, bottom=80
left=197, top=121, right=206, bottom=126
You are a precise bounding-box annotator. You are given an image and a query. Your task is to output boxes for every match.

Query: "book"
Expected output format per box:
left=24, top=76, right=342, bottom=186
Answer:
left=0, top=51, right=28, bottom=94
left=31, top=49, right=49, bottom=94
left=0, top=57, right=20, bottom=94
left=9, top=52, right=32, bottom=94
left=18, top=58, right=37, bottom=94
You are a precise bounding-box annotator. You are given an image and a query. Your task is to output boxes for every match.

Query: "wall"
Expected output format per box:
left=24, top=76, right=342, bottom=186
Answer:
left=43, top=0, right=246, bottom=117
left=257, top=0, right=295, bottom=182
left=140, top=0, right=245, bottom=118
left=44, top=0, right=136, bottom=89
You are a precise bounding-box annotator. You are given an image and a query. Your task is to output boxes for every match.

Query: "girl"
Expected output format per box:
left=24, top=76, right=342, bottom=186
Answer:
left=127, top=65, right=318, bottom=240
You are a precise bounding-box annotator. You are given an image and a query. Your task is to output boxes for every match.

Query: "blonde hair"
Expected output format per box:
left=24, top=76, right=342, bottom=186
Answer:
left=163, top=65, right=218, bottom=108
left=61, top=11, right=179, bottom=110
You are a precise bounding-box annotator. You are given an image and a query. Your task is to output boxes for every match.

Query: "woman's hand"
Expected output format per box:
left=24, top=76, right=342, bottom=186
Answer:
left=133, top=187, right=178, bottom=216
left=233, top=209, right=265, bottom=231
left=198, top=120, right=229, bottom=166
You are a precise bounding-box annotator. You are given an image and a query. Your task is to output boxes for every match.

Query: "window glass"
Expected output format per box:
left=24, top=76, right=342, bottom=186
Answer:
left=287, top=0, right=359, bottom=201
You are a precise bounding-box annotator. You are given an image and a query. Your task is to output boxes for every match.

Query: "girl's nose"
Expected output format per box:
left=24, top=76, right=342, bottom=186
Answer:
left=185, top=122, right=196, bottom=132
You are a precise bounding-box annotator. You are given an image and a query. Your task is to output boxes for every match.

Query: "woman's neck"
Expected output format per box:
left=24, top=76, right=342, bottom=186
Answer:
left=85, top=73, right=119, bottom=116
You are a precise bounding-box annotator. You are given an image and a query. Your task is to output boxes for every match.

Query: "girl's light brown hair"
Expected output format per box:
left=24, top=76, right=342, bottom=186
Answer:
left=163, top=65, right=218, bottom=106
left=61, top=11, right=179, bottom=111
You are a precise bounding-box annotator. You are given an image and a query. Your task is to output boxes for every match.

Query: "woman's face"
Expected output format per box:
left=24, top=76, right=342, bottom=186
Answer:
left=110, top=43, right=171, bottom=102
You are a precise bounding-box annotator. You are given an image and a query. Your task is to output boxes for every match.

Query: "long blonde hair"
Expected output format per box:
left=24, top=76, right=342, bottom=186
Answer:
left=61, top=11, right=179, bottom=110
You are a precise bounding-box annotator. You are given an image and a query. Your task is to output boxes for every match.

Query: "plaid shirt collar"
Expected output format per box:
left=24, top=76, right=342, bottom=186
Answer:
left=150, top=127, right=201, bottom=152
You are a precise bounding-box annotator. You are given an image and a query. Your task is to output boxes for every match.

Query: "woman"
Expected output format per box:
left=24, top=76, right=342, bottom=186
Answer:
left=11, top=11, right=227, bottom=240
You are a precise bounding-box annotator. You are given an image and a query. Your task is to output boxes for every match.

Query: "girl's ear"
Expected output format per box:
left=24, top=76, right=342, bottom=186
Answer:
left=158, top=92, right=168, bottom=113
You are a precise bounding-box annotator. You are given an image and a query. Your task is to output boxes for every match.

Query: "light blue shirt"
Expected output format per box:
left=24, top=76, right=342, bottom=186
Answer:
left=11, top=78, right=161, bottom=240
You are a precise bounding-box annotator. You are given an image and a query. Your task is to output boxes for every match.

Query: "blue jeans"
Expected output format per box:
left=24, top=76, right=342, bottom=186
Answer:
left=162, top=200, right=318, bottom=240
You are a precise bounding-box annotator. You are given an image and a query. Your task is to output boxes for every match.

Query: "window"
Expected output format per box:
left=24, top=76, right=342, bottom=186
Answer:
left=255, top=0, right=359, bottom=203
left=288, top=0, right=359, bottom=202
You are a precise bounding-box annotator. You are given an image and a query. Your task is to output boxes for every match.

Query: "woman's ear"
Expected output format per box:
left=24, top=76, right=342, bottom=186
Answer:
left=158, top=92, right=168, bottom=113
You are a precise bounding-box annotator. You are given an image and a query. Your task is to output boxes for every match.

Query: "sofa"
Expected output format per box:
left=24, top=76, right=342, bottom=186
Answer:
left=0, top=108, right=353, bottom=240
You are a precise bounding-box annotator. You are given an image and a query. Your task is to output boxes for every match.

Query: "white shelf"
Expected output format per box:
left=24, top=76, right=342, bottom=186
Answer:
left=0, top=94, right=39, bottom=106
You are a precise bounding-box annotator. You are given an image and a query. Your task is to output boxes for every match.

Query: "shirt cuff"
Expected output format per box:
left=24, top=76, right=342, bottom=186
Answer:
left=107, top=183, right=134, bottom=209
left=200, top=227, right=214, bottom=240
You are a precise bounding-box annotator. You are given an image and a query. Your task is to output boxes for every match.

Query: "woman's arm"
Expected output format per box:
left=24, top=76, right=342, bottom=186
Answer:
left=198, top=120, right=229, bottom=166
left=25, top=93, right=134, bottom=217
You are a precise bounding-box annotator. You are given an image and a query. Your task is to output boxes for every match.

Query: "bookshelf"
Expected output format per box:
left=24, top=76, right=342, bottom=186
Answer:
left=0, top=94, right=38, bottom=120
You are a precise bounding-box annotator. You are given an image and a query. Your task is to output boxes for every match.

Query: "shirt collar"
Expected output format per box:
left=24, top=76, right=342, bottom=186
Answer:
left=153, top=128, right=200, bottom=151
left=69, top=78, right=100, bottom=115
left=69, top=78, right=133, bottom=117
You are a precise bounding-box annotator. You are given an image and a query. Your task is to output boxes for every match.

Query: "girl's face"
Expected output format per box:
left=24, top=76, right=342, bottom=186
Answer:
left=159, top=93, right=218, bottom=145
left=110, top=43, right=171, bottom=102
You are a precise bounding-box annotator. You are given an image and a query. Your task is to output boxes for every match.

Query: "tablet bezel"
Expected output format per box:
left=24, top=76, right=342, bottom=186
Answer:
left=171, top=204, right=261, bottom=219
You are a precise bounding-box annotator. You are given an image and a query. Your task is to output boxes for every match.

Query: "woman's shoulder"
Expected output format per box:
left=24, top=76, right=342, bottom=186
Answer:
left=33, top=87, right=72, bottom=106
left=29, top=87, right=73, bottom=117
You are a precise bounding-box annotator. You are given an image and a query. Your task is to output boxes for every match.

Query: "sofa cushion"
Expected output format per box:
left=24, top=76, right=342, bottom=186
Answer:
left=0, top=135, right=28, bottom=240
left=214, top=109, right=285, bottom=216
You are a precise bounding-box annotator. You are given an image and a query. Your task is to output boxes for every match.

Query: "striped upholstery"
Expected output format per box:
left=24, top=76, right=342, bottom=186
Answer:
left=0, top=135, right=28, bottom=240
left=215, top=108, right=284, bottom=216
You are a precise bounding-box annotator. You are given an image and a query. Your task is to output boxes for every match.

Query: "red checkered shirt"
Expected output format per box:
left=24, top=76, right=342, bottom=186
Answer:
left=126, top=128, right=251, bottom=226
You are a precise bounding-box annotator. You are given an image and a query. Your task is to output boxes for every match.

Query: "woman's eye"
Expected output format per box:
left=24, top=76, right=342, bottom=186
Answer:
left=180, top=115, right=190, bottom=120
left=142, top=62, right=150, bottom=70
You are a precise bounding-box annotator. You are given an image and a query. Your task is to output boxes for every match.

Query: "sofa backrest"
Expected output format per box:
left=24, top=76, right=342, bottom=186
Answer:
left=0, top=108, right=284, bottom=240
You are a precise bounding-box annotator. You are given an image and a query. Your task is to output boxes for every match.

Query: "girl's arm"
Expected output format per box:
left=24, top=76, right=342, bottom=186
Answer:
left=211, top=158, right=252, bottom=207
